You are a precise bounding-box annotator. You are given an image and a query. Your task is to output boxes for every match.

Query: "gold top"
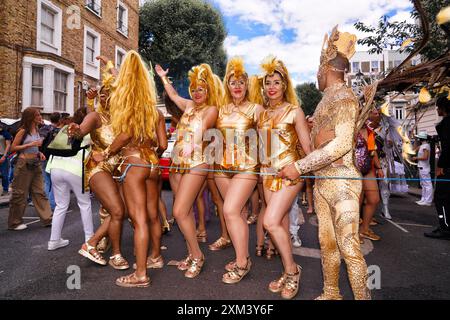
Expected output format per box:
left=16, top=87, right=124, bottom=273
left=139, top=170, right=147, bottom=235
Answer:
left=90, top=112, right=115, bottom=152
left=216, top=103, right=258, bottom=170
left=295, top=82, right=360, bottom=177
left=171, top=105, right=211, bottom=171
left=258, top=103, right=304, bottom=172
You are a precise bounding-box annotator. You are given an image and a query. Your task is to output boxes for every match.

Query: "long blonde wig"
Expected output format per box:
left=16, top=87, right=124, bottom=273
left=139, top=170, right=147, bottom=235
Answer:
left=250, top=55, right=300, bottom=107
left=223, top=57, right=249, bottom=105
left=188, top=63, right=223, bottom=108
left=110, top=50, right=159, bottom=142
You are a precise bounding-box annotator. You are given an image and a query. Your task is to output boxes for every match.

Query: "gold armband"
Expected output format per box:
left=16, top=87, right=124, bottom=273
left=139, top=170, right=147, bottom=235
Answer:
left=161, top=76, right=171, bottom=86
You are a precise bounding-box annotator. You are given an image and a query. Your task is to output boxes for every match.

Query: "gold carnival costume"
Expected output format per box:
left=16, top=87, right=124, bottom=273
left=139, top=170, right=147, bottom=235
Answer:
left=259, top=104, right=305, bottom=191
left=84, top=62, right=121, bottom=190
left=108, top=52, right=161, bottom=176
left=293, top=27, right=370, bottom=300
left=252, top=56, right=306, bottom=191
left=170, top=64, right=222, bottom=174
left=215, top=57, right=259, bottom=176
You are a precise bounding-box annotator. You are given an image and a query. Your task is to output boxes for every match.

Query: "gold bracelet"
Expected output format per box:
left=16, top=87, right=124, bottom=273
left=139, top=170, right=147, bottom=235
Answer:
left=105, top=60, right=114, bottom=71
left=161, top=76, right=171, bottom=86
left=294, top=161, right=303, bottom=176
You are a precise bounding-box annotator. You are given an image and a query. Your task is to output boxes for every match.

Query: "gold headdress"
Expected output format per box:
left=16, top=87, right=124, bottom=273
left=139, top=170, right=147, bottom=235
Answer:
left=223, top=57, right=249, bottom=105
left=188, top=63, right=223, bottom=107
left=249, top=55, right=299, bottom=106
left=319, top=25, right=357, bottom=74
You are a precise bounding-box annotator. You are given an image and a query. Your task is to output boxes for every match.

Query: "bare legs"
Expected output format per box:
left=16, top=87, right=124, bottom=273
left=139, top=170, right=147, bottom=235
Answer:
left=88, top=172, right=125, bottom=256
left=360, top=170, right=381, bottom=240
left=215, top=174, right=257, bottom=269
left=172, top=164, right=209, bottom=264
left=263, top=182, right=303, bottom=275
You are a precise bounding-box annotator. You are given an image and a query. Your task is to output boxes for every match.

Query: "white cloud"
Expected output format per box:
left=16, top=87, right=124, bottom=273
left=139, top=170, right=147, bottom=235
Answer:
left=213, top=0, right=415, bottom=84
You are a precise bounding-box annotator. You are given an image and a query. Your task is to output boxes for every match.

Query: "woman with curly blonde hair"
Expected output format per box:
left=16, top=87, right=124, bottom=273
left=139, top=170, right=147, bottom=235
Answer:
left=155, top=63, right=221, bottom=279
left=94, top=51, right=167, bottom=287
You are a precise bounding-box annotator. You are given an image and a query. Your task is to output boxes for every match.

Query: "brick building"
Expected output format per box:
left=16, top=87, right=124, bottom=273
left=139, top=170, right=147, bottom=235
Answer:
left=0, top=0, right=139, bottom=118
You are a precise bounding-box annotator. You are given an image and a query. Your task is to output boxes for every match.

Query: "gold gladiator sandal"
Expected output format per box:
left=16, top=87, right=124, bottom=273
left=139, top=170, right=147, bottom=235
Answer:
left=222, top=257, right=252, bottom=284
left=184, top=255, right=205, bottom=279
left=280, top=265, right=302, bottom=299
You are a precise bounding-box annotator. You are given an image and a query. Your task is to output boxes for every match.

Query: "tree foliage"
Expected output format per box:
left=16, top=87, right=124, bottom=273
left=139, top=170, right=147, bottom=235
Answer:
left=354, top=0, right=449, bottom=61
left=296, top=83, right=322, bottom=116
left=139, top=0, right=227, bottom=94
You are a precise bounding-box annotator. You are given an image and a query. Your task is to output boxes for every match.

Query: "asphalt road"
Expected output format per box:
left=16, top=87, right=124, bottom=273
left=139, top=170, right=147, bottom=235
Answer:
left=0, top=188, right=449, bottom=300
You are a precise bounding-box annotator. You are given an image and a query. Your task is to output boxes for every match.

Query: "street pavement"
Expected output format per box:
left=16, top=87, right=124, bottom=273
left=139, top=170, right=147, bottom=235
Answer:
left=0, top=187, right=449, bottom=300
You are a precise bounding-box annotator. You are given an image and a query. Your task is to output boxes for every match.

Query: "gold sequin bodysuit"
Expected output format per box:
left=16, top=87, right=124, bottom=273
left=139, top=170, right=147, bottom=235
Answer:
left=294, top=82, right=370, bottom=300
left=84, top=112, right=120, bottom=190
left=170, top=105, right=211, bottom=174
left=215, top=103, right=259, bottom=176
left=258, top=104, right=305, bottom=191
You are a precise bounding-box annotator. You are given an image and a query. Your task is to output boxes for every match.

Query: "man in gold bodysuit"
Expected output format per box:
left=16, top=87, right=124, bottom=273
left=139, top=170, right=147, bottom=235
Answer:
left=279, top=26, right=371, bottom=300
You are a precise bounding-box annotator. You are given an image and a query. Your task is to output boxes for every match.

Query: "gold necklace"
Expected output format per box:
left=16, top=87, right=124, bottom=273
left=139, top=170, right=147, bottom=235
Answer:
left=268, top=100, right=285, bottom=110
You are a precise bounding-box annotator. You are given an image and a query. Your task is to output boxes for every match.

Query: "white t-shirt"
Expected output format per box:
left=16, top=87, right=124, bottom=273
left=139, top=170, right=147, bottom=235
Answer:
left=418, top=143, right=430, bottom=171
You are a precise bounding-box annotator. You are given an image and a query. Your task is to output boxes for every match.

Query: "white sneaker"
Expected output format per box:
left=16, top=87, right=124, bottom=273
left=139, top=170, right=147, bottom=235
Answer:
left=291, top=235, right=302, bottom=248
left=418, top=202, right=432, bottom=206
left=48, top=239, right=69, bottom=251
left=415, top=200, right=424, bottom=205
left=11, top=224, right=27, bottom=231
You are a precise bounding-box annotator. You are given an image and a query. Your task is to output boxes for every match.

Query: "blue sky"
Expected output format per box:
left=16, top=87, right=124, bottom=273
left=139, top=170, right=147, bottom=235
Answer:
left=141, top=0, right=415, bottom=84
left=209, top=0, right=414, bottom=84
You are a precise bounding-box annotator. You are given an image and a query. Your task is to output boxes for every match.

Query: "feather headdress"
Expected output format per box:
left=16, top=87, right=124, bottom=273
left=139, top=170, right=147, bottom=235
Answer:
left=188, top=63, right=223, bottom=107
left=223, top=57, right=249, bottom=105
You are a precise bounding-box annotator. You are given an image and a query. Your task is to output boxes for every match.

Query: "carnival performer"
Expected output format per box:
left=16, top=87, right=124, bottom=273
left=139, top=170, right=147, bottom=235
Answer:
left=69, top=56, right=129, bottom=270
left=279, top=26, right=371, bottom=300
left=155, top=63, right=221, bottom=278
left=251, top=56, right=311, bottom=299
left=213, top=57, right=264, bottom=284
left=92, top=51, right=167, bottom=287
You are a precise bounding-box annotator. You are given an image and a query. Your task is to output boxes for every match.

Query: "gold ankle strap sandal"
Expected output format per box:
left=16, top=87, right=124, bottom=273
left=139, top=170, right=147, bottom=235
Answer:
left=281, top=265, right=302, bottom=300
left=184, top=256, right=205, bottom=279
left=222, top=258, right=252, bottom=284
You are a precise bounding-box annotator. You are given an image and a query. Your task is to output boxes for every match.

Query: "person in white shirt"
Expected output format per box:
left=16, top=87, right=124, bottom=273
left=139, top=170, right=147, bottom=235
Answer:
left=413, top=132, right=433, bottom=206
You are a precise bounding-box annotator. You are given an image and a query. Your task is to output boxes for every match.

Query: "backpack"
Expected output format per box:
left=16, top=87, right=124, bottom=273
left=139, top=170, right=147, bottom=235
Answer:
left=40, top=125, right=60, bottom=159
left=46, top=125, right=89, bottom=157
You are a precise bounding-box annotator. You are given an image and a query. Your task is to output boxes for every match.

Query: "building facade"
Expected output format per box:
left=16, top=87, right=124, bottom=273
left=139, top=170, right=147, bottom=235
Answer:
left=346, top=50, right=442, bottom=136
left=0, top=0, right=139, bottom=118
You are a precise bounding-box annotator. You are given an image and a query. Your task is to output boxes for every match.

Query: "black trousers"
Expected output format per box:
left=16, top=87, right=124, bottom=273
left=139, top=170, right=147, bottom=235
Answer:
left=434, top=170, right=450, bottom=231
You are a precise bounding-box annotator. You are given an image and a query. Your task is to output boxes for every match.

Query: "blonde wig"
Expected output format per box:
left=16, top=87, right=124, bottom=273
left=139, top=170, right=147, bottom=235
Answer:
left=250, top=56, right=300, bottom=107
left=110, top=50, right=159, bottom=142
left=223, top=57, right=249, bottom=105
left=188, top=63, right=223, bottom=108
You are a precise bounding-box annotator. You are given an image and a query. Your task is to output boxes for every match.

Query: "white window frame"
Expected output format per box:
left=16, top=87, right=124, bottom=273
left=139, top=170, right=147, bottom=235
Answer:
left=22, top=56, right=74, bottom=115
left=36, top=0, right=62, bottom=56
left=83, top=26, right=101, bottom=80
left=31, top=66, right=44, bottom=107
left=115, top=46, right=127, bottom=69
left=54, top=69, right=68, bottom=112
left=352, top=62, right=360, bottom=73
left=85, top=0, right=102, bottom=18
left=395, top=106, right=404, bottom=120
left=116, top=1, right=129, bottom=38
left=371, top=61, right=379, bottom=73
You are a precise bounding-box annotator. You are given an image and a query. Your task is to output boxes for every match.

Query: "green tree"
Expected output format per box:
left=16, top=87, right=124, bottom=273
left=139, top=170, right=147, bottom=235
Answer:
left=139, top=0, right=227, bottom=94
left=354, top=0, right=449, bottom=61
left=296, top=83, right=322, bottom=116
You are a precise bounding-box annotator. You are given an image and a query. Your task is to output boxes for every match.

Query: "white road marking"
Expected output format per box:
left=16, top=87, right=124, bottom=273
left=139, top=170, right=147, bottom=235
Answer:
left=386, top=219, right=409, bottom=233
left=24, top=219, right=40, bottom=226
left=293, top=240, right=374, bottom=259
left=396, top=222, right=433, bottom=228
